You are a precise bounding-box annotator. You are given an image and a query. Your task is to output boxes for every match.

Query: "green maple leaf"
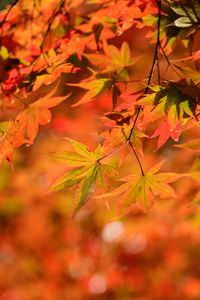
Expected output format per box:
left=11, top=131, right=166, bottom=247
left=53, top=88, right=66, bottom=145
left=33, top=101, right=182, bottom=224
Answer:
left=139, top=81, right=196, bottom=128
left=49, top=140, right=116, bottom=218
left=143, top=1, right=200, bottom=51
left=69, top=41, right=138, bottom=107
left=69, top=77, right=113, bottom=106
left=73, top=165, right=97, bottom=218
left=101, top=161, right=179, bottom=217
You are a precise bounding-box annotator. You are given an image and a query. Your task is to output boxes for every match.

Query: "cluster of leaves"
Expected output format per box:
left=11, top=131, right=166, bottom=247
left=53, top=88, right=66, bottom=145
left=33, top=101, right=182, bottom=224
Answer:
left=144, top=0, right=200, bottom=50
left=0, top=0, right=200, bottom=218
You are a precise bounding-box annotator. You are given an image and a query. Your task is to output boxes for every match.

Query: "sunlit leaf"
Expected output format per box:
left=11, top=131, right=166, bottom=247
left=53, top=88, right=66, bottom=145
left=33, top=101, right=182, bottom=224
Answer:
left=174, top=17, right=192, bottom=28
left=101, top=161, right=180, bottom=216
left=73, top=165, right=97, bottom=217
left=139, top=81, right=196, bottom=128
left=152, top=121, right=181, bottom=150
left=16, top=86, right=70, bottom=143
left=49, top=141, right=116, bottom=217
left=0, top=121, right=27, bottom=169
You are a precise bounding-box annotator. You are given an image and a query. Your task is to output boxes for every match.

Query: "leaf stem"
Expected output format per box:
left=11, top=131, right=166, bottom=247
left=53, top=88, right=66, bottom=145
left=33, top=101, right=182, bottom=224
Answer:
left=88, top=1, right=161, bottom=175
left=159, top=44, right=183, bottom=79
left=97, top=141, right=128, bottom=163
left=97, top=1, right=162, bottom=171
left=121, top=0, right=162, bottom=177
left=128, top=140, right=144, bottom=176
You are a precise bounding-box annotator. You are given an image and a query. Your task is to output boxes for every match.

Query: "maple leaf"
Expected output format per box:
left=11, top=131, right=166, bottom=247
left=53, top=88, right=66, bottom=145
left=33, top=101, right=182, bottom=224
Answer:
left=68, top=61, right=132, bottom=107
left=32, top=56, right=73, bottom=91
left=69, top=76, right=113, bottom=106
left=151, top=120, right=181, bottom=150
left=101, top=161, right=179, bottom=217
left=16, top=86, right=70, bottom=143
left=0, top=121, right=27, bottom=169
left=171, top=1, right=200, bottom=28
left=143, top=1, right=200, bottom=52
left=139, top=82, right=196, bottom=128
left=49, top=140, right=116, bottom=218
left=84, top=41, right=137, bottom=73
left=117, top=90, right=144, bottom=110
left=63, top=42, right=138, bottom=107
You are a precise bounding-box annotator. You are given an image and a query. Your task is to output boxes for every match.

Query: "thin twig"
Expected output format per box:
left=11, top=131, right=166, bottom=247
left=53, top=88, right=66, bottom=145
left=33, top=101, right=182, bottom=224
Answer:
left=97, top=141, right=128, bottom=163
left=157, top=51, right=160, bottom=84
left=159, top=44, right=183, bottom=79
left=127, top=0, right=161, bottom=141
left=128, top=140, right=144, bottom=176
left=98, top=1, right=162, bottom=171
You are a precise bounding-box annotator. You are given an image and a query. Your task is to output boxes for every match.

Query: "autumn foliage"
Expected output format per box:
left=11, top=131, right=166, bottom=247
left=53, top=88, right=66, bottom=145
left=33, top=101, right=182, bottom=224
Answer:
left=0, top=0, right=200, bottom=299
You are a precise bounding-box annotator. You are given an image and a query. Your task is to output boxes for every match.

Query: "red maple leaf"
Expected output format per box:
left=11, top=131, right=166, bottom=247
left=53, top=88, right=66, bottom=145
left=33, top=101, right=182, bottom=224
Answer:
left=151, top=120, right=182, bottom=150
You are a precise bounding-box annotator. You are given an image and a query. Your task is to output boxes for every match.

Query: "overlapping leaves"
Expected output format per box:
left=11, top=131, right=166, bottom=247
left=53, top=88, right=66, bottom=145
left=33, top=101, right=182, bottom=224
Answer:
left=171, top=1, right=200, bottom=28
left=16, top=85, right=69, bottom=143
left=143, top=0, right=200, bottom=51
left=139, top=81, right=196, bottom=128
left=70, top=42, right=137, bottom=106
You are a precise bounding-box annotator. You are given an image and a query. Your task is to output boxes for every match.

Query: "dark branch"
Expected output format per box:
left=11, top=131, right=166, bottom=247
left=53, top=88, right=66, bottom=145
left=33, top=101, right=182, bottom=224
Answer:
left=127, top=0, right=161, bottom=142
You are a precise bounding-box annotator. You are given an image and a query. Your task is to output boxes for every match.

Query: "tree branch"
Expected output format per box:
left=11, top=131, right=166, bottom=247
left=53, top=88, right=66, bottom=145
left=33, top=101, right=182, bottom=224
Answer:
left=98, top=1, right=162, bottom=172
left=127, top=0, right=161, bottom=142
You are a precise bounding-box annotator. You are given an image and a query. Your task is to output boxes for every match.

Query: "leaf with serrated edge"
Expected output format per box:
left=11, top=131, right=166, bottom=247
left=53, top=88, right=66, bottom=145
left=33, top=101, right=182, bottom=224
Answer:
left=94, top=144, right=102, bottom=160
left=100, top=161, right=179, bottom=216
left=50, top=166, right=92, bottom=192
left=66, top=139, right=96, bottom=160
left=49, top=151, right=92, bottom=166
left=96, top=164, right=106, bottom=191
left=49, top=141, right=118, bottom=215
left=73, top=165, right=97, bottom=218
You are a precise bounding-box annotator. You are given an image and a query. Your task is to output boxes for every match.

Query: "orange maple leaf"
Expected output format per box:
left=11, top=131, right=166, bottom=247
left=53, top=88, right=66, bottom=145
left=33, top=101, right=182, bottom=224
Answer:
left=0, top=121, right=27, bottom=169
left=16, top=87, right=70, bottom=143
